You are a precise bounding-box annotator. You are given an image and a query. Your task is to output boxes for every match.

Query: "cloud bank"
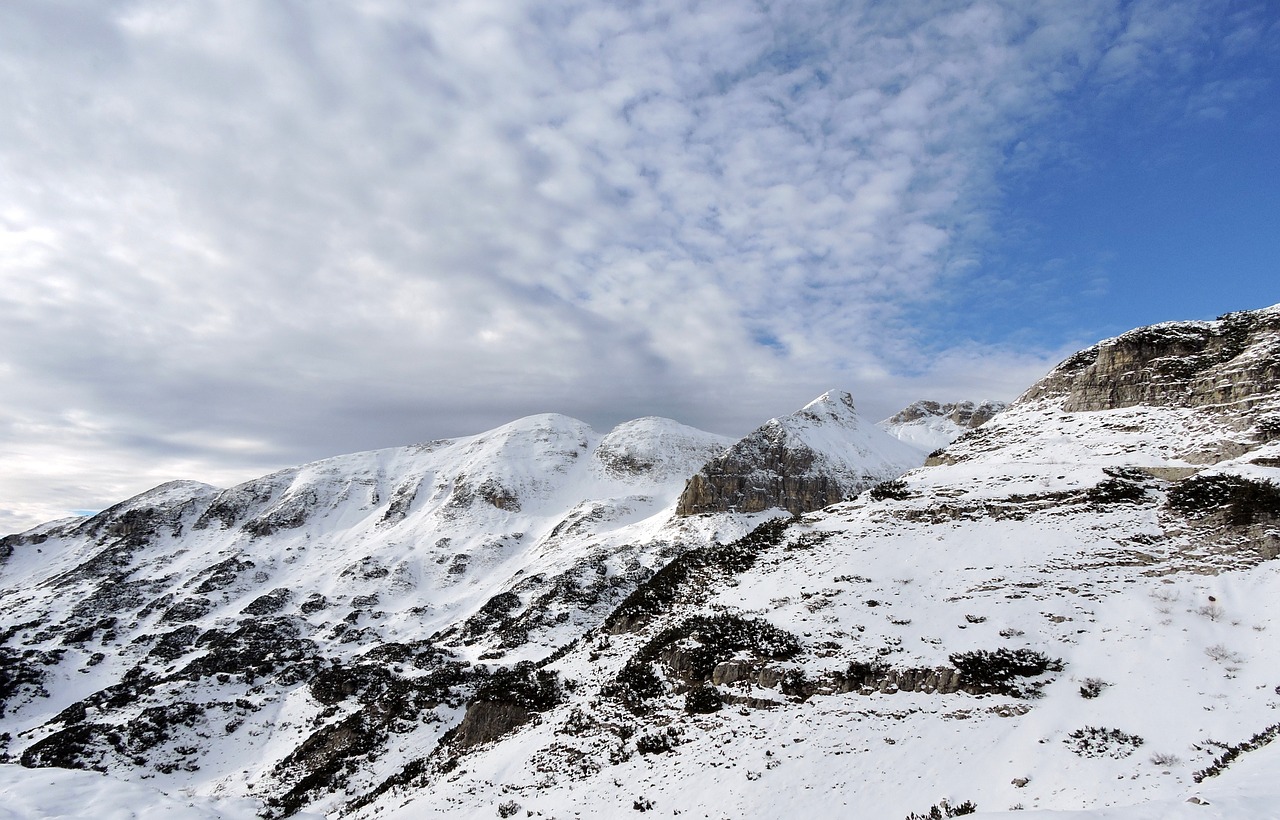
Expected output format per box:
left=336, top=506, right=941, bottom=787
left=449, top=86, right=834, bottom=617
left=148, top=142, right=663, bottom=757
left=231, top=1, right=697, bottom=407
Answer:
left=0, top=0, right=1266, bottom=531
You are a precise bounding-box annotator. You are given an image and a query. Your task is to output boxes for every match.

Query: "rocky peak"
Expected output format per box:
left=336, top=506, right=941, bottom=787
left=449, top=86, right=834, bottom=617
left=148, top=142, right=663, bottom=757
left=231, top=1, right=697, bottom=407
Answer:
left=675, top=390, right=922, bottom=517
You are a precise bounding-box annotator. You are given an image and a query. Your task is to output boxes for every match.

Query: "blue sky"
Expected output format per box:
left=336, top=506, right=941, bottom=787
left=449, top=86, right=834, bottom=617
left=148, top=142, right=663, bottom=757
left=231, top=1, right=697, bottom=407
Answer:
left=0, top=0, right=1276, bottom=532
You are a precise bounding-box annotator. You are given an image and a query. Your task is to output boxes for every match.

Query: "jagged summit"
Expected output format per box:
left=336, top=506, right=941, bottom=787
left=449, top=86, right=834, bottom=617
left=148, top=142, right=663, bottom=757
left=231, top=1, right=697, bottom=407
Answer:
left=675, top=389, right=922, bottom=516
left=797, top=389, right=859, bottom=421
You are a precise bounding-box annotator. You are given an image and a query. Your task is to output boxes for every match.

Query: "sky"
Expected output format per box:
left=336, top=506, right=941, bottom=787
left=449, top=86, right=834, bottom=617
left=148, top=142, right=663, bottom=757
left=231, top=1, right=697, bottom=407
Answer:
left=1, top=0, right=1277, bottom=534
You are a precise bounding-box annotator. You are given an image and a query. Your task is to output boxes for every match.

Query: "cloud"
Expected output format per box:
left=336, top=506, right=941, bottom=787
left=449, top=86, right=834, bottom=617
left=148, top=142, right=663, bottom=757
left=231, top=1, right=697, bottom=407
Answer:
left=0, top=0, right=1267, bottom=531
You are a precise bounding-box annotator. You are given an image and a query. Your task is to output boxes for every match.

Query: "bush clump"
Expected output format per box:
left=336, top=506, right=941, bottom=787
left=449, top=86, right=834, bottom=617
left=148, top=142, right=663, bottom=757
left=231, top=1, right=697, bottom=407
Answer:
left=1193, top=722, right=1280, bottom=783
left=606, top=614, right=800, bottom=709
left=869, top=479, right=911, bottom=501
left=904, top=799, right=977, bottom=819
left=471, top=661, right=561, bottom=711
left=1086, top=479, right=1147, bottom=505
left=948, top=648, right=1063, bottom=698
left=1064, top=726, right=1144, bottom=758
left=684, top=685, right=722, bottom=714
left=1167, top=474, right=1280, bottom=526
left=1078, top=677, right=1109, bottom=699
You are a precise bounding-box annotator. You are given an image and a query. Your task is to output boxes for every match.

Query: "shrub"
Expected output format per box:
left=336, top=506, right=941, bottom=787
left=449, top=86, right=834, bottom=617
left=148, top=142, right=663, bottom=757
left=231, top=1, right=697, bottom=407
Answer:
left=635, top=728, right=680, bottom=755
left=471, top=661, right=560, bottom=711
left=1064, top=727, right=1144, bottom=758
left=1078, top=677, right=1109, bottom=699
left=1193, top=722, right=1280, bottom=782
left=604, top=517, right=792, bottom=631
left=904, top=799, right=977, bottom=819
left=870, top=479, right=911, bottom=501
left=844, top=658, right=889, bottom=685
left=684, top=685, right=722, bottom=714
left=948, top=649, right=1063, bottom=697
left=497, top=800, right=520, bottom=818
left=1086, top=479, right=1147, bottom=505
left=605, top=614, right=800, bottom=710
left=1150, top=752, right=1182, bottom=766
left=1167, top=474, right=1280, bottom=526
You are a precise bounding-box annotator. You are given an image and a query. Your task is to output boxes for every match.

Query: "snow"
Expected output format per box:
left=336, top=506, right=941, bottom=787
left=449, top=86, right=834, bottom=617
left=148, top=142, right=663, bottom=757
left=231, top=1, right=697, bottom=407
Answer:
left=3, top=359, right=1279, bottom=820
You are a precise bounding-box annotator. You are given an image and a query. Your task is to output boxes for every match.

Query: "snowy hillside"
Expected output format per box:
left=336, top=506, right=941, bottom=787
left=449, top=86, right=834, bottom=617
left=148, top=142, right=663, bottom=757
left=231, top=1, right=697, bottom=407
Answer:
left=2, top=307, right=1279, bottom=819
left=0, top=414, right=743, bottom=815
left=880, top=399, right=1008, bottom=453
left=332, top=307, right=1280, bottom=819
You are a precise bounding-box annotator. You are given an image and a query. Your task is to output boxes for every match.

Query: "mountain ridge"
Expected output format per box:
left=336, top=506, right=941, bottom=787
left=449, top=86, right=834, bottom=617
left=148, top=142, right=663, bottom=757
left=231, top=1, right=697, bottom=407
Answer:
left=2, top=304, right=1279, bottom=818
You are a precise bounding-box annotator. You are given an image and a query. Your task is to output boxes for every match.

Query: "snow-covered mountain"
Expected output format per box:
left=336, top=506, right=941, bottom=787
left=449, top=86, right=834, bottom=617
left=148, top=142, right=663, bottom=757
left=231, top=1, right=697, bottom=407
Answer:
left=2, top=306, right=1280, bottom=819
left=0, top=413, right=747, bottom=815
left=676, top=390, right=923, bottom=516
left=879, top=399, right=1008, bottom=453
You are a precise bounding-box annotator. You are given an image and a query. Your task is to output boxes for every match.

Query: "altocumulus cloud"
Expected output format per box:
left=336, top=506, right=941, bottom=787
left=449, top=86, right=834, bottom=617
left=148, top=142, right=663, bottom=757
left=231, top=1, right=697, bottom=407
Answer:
left=0, top=0, right=1255, bottom=531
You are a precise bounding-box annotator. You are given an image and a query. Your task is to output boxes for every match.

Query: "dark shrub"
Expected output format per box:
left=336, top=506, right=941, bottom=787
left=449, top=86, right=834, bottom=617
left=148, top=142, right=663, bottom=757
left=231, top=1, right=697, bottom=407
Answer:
left=1167, top=474, right=1280, bottom=526
left=948, top=649, right=1062, bottom=697
left=684, top=685, right=722, bottom=714
left=870, top=479, right=911, bottom=501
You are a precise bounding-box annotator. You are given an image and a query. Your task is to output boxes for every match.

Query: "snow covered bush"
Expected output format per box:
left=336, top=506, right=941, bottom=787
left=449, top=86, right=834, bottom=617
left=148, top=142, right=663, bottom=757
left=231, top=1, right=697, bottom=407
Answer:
left=471, top=661, right=561, bottom=711
left=904, top=798, right=977, bottom=819
left=604, top=517, right=792, bottom=631
left=1078, top=677, right=1109, bottom=699
left=683, top=685, right=722, bottom=714
left=948, top=648, right=1063, bottom=697
left=1063, top=727, right=1144, bottom=758
left=1167, top=473, right=1280, bottom=526
left=1193, top=722, right=1280, bottom=782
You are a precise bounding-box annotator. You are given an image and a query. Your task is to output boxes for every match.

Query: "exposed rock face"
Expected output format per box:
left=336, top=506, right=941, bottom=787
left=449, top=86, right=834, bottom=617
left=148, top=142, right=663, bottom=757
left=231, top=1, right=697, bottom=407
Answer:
left=1019, top=307, right=1280, bottom=420
left=675, top=391, right=922, bottom=516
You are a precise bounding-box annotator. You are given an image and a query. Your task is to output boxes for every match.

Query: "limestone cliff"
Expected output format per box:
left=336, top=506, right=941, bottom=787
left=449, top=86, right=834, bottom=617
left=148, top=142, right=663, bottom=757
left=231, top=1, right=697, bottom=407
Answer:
left=675, top=391, right=922, bottom=516
left=1019, top=306, right=1280, bottom=428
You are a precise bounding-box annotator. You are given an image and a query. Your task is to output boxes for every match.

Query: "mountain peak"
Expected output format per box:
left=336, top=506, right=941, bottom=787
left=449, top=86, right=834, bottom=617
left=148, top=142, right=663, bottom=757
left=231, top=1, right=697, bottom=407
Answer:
left=799, top=389, right=858, bottom=420
left=675, top=390, right=921, bottom=516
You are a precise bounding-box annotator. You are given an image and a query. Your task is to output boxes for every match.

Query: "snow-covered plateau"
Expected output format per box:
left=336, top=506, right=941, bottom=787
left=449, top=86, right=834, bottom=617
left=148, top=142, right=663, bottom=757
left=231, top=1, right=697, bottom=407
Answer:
left=2, top=306, right=1279, bottom=819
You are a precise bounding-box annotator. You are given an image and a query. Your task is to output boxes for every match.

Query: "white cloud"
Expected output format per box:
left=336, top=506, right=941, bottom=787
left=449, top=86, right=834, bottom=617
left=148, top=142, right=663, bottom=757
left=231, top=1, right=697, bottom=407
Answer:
left=0, top=0, right=1263, bottom=531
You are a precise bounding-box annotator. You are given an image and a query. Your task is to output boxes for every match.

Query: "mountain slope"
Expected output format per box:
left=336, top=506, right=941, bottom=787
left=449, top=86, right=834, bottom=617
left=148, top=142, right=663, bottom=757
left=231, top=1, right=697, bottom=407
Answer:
left=0, top=413, right=742, bottom=815
left=349, top=305, right=1280, bottom=819
left=2, top=308, right=1279, bottom=819
left=879, top=399, right=1008, bottom=453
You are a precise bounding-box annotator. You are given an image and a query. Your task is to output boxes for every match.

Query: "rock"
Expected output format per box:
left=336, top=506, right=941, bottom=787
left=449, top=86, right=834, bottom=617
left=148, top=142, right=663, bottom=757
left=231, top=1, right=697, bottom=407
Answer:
left=450, top=700, right=534, bottom=748
left=1020, top=308, right=1280, bottom=419
left=676, top=391, right=921, bottom=516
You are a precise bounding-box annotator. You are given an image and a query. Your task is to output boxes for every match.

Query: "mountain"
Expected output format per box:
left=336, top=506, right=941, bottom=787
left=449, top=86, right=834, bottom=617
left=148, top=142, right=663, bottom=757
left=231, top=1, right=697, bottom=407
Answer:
left=879, top=399, right=1008, bottom=453
left=0, top=413, right=744, bottom=815
left=335, top=307, right=1280, bottom=819
left=675, top=390, right=923, bottom=516
left=2, top=307, right=1280, bottom=819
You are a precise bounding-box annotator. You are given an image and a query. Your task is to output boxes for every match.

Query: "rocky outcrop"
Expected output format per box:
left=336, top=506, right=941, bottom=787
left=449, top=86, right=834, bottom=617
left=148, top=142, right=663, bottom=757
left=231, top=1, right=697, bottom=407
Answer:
left=676, top=391, right=922, bottom=516
left=1019, top=307, right=1280, bottom=420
